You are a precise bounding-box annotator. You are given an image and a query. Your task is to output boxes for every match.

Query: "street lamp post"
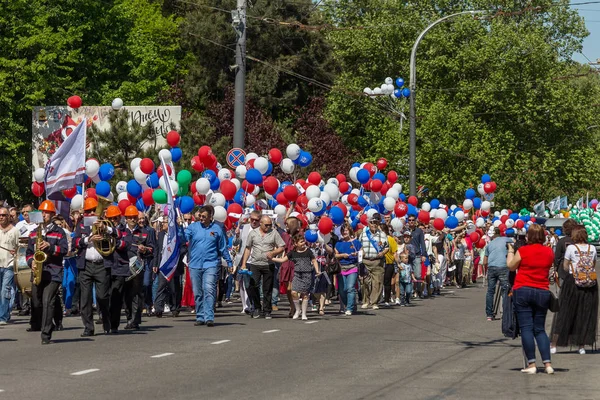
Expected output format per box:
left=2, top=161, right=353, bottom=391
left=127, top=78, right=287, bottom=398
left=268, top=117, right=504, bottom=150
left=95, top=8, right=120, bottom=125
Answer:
left=408, top=10, right=485, bottom=196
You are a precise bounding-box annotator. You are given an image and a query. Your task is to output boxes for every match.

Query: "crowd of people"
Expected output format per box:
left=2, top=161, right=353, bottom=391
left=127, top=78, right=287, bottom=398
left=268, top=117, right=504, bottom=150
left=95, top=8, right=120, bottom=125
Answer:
left=0, top=200, right=597, bottom=371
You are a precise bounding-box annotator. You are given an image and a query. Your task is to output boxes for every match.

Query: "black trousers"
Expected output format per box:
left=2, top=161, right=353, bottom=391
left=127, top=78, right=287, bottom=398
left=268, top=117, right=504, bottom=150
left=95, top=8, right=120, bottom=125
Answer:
left=383, top=263, right=396, bottom=303
left=454, top=260, right=465, bottom=286
left=155, top=273, right=182, bottom=313
left=80, top=261, right=111, bottom=333
left=109, top=276, right=127, bottom=330
left=248, top=263, right=275, bottom=314
left=31, top=280, right=61, bottom=341
left=124, top=273, right=143, bottom=325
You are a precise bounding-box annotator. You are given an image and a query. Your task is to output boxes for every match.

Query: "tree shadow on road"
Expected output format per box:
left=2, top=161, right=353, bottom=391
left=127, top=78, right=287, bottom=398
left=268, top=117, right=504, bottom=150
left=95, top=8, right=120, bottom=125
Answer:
left=460, top=338, right=521, bottom=349
left=0, top=338, right=17, bottom=342
left=52, top=338, right=94, bottom=343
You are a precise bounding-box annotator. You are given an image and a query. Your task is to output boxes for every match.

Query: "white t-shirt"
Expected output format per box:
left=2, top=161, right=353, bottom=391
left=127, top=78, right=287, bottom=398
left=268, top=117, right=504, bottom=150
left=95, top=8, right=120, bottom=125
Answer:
left=15, top=220, right=38, bottom=239
left=564, top=244, right=597, bottom=275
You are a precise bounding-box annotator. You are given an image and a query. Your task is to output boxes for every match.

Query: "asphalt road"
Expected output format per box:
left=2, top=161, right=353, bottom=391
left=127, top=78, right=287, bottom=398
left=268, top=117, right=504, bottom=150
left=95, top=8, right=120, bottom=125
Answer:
left=1, top=284, right=598, bottom=400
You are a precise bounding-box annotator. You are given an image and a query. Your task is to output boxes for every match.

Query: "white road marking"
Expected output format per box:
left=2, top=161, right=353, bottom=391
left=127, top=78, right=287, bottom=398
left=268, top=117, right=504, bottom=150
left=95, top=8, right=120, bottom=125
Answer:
left=0, top=389, right=5, bottom=392
left=262, top=329, right=280, bottom=333
left=70, top=369, right=99, bottom=376
left=211, top=340, right=230, bottom=345
left=151, top=353, right=174, bottom=358
left=305, top=321, right=318, bottom=324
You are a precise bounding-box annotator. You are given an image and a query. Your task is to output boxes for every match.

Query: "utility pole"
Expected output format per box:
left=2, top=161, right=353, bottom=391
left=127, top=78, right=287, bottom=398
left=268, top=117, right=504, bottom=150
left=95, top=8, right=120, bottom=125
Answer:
left=232, top=0, right=247, bottom=149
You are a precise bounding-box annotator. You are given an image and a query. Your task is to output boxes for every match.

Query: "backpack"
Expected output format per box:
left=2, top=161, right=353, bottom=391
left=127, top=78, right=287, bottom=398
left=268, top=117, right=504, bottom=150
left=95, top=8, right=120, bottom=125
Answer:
left=570, top=244, right=597, bottom=288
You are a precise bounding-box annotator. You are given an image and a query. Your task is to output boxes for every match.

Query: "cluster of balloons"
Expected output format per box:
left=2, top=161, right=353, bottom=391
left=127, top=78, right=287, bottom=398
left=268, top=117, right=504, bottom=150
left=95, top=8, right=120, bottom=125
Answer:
left=363, top=77, right=411, bottom=99
left=569, top=207, right=600, bottom=242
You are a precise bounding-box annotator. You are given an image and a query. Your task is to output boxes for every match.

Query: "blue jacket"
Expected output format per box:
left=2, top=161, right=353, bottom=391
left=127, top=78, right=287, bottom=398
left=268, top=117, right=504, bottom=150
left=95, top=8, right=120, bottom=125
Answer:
left=185, top=221, right=232, bottom=269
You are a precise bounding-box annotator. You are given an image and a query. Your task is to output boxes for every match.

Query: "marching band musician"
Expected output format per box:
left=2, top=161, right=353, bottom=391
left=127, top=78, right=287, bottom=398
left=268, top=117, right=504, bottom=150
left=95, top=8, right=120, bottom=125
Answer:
left=25, top=200, right=68, bottom=345
left=122, top=205, right=153, bottom=330
left=0, top=206, right=20, bottom=325
left=14, top=204, right=36, bottom=316
left=72, top=198, right=114, bottom=337
left=137, top=211, right=157, bottom=316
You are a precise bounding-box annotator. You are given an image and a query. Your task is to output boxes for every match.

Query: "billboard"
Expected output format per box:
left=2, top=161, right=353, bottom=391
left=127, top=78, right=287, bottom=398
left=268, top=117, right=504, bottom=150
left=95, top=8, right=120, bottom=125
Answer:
left=32, top=106, right=181, bottom=170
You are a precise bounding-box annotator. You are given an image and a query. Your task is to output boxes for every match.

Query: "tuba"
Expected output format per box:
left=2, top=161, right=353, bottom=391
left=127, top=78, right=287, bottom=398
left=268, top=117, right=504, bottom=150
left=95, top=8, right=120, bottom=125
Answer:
left=33, top=225, right=46, bottom=285
left=92, top=195, right=117, bottom=256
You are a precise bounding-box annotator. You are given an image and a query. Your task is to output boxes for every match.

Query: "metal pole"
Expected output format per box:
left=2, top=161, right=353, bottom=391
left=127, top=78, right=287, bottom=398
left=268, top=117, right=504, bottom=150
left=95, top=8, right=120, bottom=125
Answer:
left=408, top=10, right=483, bottom=196
left=232, top=0, right=247, bottom=149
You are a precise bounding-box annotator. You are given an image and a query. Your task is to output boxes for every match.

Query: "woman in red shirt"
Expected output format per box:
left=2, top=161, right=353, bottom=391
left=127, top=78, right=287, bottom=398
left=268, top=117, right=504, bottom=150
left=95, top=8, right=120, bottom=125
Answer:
left=507, top=224, right=554, bottom=375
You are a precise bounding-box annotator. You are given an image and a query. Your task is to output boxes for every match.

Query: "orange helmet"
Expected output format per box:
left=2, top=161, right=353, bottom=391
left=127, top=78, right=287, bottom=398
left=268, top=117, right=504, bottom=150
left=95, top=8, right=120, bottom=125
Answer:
left=124, top=205, right=139, bottom=217
left=84, top=197, right=98, bottom=211
left=105, top=205, right=121, bottom=219
left=38, top=200, right=56, bottom=213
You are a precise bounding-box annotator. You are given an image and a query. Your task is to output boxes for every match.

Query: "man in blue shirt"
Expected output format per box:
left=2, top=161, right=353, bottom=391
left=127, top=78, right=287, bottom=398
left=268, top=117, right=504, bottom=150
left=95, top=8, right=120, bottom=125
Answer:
left=482, top=227, right=514, bottom=320
left=185, top=205, right=232, bottom=327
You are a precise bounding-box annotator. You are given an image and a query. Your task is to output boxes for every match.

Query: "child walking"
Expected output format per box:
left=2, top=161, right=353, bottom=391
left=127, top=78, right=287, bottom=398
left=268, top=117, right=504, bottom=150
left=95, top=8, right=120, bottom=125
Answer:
left=273, top=234, right=321, bottom=320
left=398, top=253, right=415, bottom=306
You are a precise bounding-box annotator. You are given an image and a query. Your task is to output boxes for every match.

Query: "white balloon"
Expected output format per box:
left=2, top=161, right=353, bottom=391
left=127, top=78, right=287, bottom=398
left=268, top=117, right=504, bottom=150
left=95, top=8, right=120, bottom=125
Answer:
left=366, top=209, right=378, bottom=219
left=386, top=188, right=399, bottom=200
left=159, top=149, right=172, bottom=164
left=213, top=206, right=227, bottom=222
left=341, top=195, right=349, bottom=206
left=130, top=157, right=142, bottom=173
left=245, top=194, right=256, bottom=206
left=386, top=83, right=395, bottom=93
left=383, top=197, right=396, bottom=211
left=392, top=183, right=403, bottom=193
left=349, top=167, right=360, bottom=183
left=481, top=201, right=491, bottom=212
left=116, top=181, right=127, bottom=194
left=274, top=205, right=287, bottom=217
left=170, top=181, right=179, bottom=195
left=319, top=191, right=331, bottom=206
left=134, top=167, right=147, bottom=185
left=111, top=98, right=124, bottom=110
left=391, top=218, right=404, bottom=232
left=501, top=209, right=509, bottom=216
left=235, top=165, right=247, bottom=179
left=323, top=183, right=340, bottom=201
left=318, top=232, right=331, bottom=244
left=494, top=211, right=501, bottom=217
left=327, top=178, right=339, bottom=186
left=450, top=205, right=457, bottom=211
left=374, top=87, right=382, bottom=95
left=91, top=174, right=101, bottom=184
left=463, top=199, right=473, bottom=211
left=252, top=186, right=260, bottom=196
left=493, top=219, right=502, bottom=228
left=363, top=87, right=372, bottom=95
left=436, top=209, right=448, bottom=221
left=33, top=168, right=46, bottom=183
left=86, top=159, right=100, bottom=177
left=305, top=185, right=321, bottom=200
left=117, top=192, right=129, bottom=202
left=430, top=210, right=437, bottom=219
left=506, top=218, right=515, bottom=228
left=195, top=178, right=210, bottom=195
left=286, top=144, right=301, bottom=161
left=70, top=194, right=84, bottom=210
left=209, top=192, right=226, bottom=207
left=231, top=178, right=241, bottom=190
left=385, top=77, right=393, bottom=85
left=455, top=210, right=465, bottom=222
left=106, top=192, right=114, bottom=202
left=306, top=213, right=316, bottom=223
left=254, top=157, right=269, bottom=174
left=350, top=188, right=361, bottom=197
left=281, top=158, right=295, bottom=174
left=308, top=198, right=324, bottom=212
left=476, top=217, right=485, bottom=228
left=218, top=169, right=232, bottom=181
left=265, top=192, right=274, bottom=201
left=246, top=153, right=258, bottom=163
left=421, top=202, right=431, bottom=212
left=477, top=183, right=485, bottom=195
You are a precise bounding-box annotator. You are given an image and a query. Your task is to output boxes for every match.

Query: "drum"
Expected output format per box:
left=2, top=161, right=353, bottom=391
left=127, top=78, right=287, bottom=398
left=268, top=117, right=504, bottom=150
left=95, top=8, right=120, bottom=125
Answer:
left=14, top=246, right=32, bottom=296
left=126, top=256, right=144, bottom=281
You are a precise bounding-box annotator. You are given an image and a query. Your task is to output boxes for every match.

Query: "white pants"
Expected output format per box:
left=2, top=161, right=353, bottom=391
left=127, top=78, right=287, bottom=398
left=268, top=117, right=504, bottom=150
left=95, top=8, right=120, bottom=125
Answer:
left=433, top=255, right=447, bottom=289
left=238, top=275, right=252, bottom=312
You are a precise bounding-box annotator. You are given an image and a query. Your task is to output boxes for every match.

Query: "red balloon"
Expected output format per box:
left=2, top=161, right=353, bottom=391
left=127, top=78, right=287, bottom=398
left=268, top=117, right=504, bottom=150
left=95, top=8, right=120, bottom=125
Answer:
left=246, top=158, right=255, bottom=169
left=387, top=170, right=398, bottom=183
left=307, top=172, right=321, bottom=186
left=498, top=223, right=507, bottom=232
left=223, top=217, right=233, bottom=231
left=362, top=180, right=371, bottom=190
left=318, top=216, right=334, bottom=234
left=394, top=202, right=408, bottom=217
left=363, top=163, right=376, bottom=176
left=407, top=195, right=418, bottom=207
left=139, top=158, right=155, bottom=174
left=283, top=185, right=299, bottom=202
left=166, top=131, right=181, bottom=147
left=339, top=181, right=351, bottom=194
left=296, top=179, right=306, bottom=187
left=333, top=201, right=348, bottom=217
left=31, top=181, right=45, bottom=197
left=193, top=193, right=205, bottom=205
left=263, top=177, right=279, bottom=195
left=418, top=210, right=430, bottom=224
left=336, top=174, right=346, bottom=183
left=205, top=154, right=217, bottom=169
left=489, top=181, right=497, bottom=192
left=276, top=192, right=289, bottom=206
left=347, top=193, right=358, bottom=205
left=127, top=193, right=138, bottom=203
left=483, top=182, right=493, bottom=194
left=296, top=194, right=308, bottom=210
left=241, top=180, right=255, bottom=193
left=515, top=219, right=525, bottom=229
left=433, top=218, right=445, bottom=231
left=500, top=215, right=508, bottom=224
left=476, top=238, right=486, bottom=249
left=63, top=185, right=77, bottom=199
left=370, top=179, right=383, bottom=192
left=376, top=158, right=388, bottom=170
left=530, top=217, right=536, bottom=223
left=360, top=213, right=369, bottom=226
left=85, top=188, right=97, bottom=200
left=481, top=210, right=490, bottom=217
left=268, top=148, right=283, bottom=164
left=118, top=199, right=131, bottom=214
left=469, top=232, right=480, bottom=243
left=191, top=156, right=204, bottom=172
left=380, top=182, right=391, bottom=196
left=227, top=203, right=243, bottom=221
left=67, top=95, right=82, bottom=109
left=198, top=146, right=212, bottom=162
left=351, top=204, right=362, bottom=211
left=142, top=189, right=154, bottom=206
left=220, top=180, right=237, bottom=201
left=157, top=164, right=172, bottom=178
left=297, top=214, right=308, bottom=230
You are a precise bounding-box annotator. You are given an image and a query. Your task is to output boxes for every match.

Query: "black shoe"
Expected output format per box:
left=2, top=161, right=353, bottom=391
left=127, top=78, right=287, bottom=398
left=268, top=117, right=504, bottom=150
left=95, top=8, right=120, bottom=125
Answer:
left=206, top=320, right=214, bottom=327
left=80, top=331, right=94, bottom=337
left=110, top=329, right=118, bottom=334
left=41, top=338, right=51, bottom=345
left=155, top=312, right=163, bottom=318
left=264, top=313, right=272, bottom=320
left=217, top=301, right=223, bottom=308
left=95, top=319, right=103, bottom=325
left=194, top=321, right=205, bottom=326
left=55, top=323, right=64, bottom=331
left=172, top=310, right=180, bottom=318
left=26, top=327, right=41, bottom=332
left=251, top=310, right=260, bottom=319
left=18, top=310, right=30, bottom=316
left=124, top=323, right=139, bottom=330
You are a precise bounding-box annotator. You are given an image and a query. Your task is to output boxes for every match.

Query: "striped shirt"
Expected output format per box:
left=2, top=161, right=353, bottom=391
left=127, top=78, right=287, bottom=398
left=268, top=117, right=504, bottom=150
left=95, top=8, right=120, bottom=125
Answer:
left=359, top=228, right=389, bottom=259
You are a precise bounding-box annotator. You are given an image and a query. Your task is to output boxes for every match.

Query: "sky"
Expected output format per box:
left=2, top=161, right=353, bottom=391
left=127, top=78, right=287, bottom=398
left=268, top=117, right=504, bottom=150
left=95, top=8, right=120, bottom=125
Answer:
left=571, top=1, right=600, bottom=64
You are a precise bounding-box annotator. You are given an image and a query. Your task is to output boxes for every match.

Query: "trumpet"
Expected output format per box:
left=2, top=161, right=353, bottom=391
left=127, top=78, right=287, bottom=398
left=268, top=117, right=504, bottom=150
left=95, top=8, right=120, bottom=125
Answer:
left=92, top=195, right=116, bottom=256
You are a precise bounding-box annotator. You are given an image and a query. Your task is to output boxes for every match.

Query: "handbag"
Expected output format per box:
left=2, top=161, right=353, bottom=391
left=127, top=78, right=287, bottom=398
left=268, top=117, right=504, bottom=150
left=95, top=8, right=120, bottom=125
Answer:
left=548, top=290, right=560, bottom=313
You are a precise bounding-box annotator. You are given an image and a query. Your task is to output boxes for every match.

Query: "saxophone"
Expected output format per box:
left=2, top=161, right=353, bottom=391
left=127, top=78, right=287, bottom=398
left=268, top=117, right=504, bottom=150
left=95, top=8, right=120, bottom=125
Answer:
left=33, top=224, right=46, bottom=285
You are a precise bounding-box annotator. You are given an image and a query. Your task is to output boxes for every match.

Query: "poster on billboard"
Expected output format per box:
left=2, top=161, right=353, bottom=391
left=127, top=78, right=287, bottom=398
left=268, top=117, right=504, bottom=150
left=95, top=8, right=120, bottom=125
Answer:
left=32, top=106, right=182, bottom=170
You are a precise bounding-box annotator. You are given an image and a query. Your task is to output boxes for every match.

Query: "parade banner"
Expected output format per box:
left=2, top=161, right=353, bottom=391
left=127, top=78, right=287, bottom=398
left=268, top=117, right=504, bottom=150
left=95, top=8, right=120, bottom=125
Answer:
left=32, top=106, right=182, bottom=170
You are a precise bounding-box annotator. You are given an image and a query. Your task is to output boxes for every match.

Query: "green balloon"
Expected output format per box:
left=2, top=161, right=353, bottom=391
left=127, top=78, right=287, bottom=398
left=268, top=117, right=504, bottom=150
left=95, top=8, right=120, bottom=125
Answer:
left=153, top=189, right=168, bottom=204
left=177, top=170, right=192, bottom=185
left=177, top=184, right=188, bottom=197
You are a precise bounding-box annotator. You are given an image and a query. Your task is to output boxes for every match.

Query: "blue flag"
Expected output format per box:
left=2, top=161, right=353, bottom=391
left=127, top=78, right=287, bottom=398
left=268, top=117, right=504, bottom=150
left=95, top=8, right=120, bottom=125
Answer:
left=159, top=156, right=180, bottom=281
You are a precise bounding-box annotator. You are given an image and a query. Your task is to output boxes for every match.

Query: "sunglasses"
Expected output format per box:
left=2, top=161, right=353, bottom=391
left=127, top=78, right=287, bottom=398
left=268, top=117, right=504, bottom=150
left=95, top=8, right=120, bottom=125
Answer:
left=262, top=223, right=273, bottom=227
left=184, top=218, right=192, bottom=222
left=0, top=214, right=8, bottom=217
left=251, top=218, right=260, bottom=222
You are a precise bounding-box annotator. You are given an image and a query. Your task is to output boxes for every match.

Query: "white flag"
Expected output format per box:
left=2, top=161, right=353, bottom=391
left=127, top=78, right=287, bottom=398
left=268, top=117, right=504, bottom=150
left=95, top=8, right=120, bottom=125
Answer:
left=44, top=119, right=87, bottom=198
left=159, top=156, right=180, bottom=281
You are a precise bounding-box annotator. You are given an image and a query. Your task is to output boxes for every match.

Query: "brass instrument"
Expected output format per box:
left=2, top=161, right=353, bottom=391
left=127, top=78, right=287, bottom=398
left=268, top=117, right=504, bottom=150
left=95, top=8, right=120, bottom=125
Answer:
left=92, top=195, right=117, bottom=256
left=33, top=225, right=46, bottom=285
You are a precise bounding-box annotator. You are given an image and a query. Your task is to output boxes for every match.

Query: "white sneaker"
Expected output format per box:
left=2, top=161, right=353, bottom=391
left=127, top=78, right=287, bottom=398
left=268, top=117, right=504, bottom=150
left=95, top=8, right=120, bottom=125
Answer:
left=0, top=321, right=7, bottom=325
left=578, top=348, right=586, bottom=355
left=545, top=366, right=554, bottom=375
left=164, top=305, right=171, bottom=313
left=302, top=316, right=308, bottom=321
left=384, top=302, right=390, bottom=307
left=520, top=366, right=537, bottom=374
left=344, top=311, right=352, bottom=316
left=372, top=305, right=379, bottom=310
left=550, top=347, right=557, bottom=354
left=292, top=311, right=300, bottom=320
left=361, top=304, right=369, bottom=309
left=395, top=298, right=401, bottom=306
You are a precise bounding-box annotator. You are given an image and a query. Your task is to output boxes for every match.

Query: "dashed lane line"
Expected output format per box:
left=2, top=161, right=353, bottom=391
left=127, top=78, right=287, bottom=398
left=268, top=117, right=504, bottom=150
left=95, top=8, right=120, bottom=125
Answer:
left=211, top=340, right=231, bottom=345
left=151, top=353, right=174, bottom=358
left=70, top=369, right=99, bottom=376
left=262, top=329, right=280, bottom=333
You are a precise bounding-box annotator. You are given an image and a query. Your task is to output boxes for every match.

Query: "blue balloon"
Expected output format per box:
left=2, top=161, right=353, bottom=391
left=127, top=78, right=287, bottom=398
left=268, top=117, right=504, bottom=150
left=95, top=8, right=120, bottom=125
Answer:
left=373, top=172, right=386, bottom=183
left=407, top=204, right=418, bottom=216
left=356, top=169, right=370, bottom=184
left=357, top=195, right=368, bottom=208
left=473, top=198, right=482, bottom=209
left=95, top=181, right=111, bottom=197
left=313, top=208, right=326, bottom=217
left=281, top=181, right=292, bottom=189
left=481, top=174, right=491, bottom=183
left=351, top=162, right=361, bottom=168
left=126, top=180, right=142, bottom=198
left=170, top=147, right=182, bottom=163
left=395, top=77, right=404, bottom=87
left=402, top=88, right=411, bottom=98
left=329, top=206, right=345, bottom=225
left=147, top=172, right=159, bottom=189
left=202, top=170, right=217, bottom=184
left=556, top=229, right=562, bottom=236
left=465, top=188, right=476, bottom=200
left=210, top=178, right=221, bottom=191
left=179, top=196, right=194, bottom=213
left=305, top=230, right=318, bottom=243
left=234, top=188, right=245, bottom=205
left=445, top=216, right=459, bottom=229
left=98, top=163, right=115, bottom=181
left=76, top=185, right=83, bottom=195
left=505, top=228, right=515, bottom=236
left=399, top=193, right=406, bottom=202
left=135, top=197, right=147, bottom=212
left=297, top=151, right=313, bottom=168
left=430, top=198, right=440, bottom=209
left=393, top=89, right=402, bottom=98
left=268, top=199, right=278, bottom=209
left=245, top=169, right=263, bottom=185
left=510, top=213, right=519, bottom=221
left=264, top=162, right=273, bottom=176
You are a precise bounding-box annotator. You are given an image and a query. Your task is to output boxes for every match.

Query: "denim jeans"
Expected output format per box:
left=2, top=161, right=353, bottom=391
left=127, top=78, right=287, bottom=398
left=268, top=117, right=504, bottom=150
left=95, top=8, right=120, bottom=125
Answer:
left=339, top=272, right=358, bottom=313
left=189, top=267, right=219, bottom=322
left=0, top=268, right=14, bottom=322
left=486, top=267, right=509, bottom=317
left=272, top=263, right=280, bottom=305
left=513, top=287, right=551, bottom=364
left=400, top=280, right=413, bottom=304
